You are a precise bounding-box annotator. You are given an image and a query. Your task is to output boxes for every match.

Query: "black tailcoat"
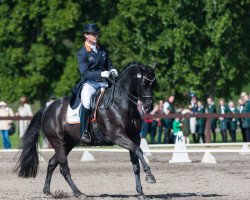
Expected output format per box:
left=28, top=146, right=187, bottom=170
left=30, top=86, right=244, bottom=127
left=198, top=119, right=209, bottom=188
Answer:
left=70, top=43, right=114, bottom=108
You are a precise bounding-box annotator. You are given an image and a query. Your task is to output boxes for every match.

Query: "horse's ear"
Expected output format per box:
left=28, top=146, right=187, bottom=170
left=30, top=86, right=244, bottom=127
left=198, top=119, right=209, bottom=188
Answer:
left=152, top=62, right=158, bottom=71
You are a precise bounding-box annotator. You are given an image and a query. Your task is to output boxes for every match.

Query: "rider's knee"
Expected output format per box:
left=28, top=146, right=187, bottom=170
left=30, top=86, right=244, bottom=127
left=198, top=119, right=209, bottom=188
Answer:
left=81, top=84, right=96, bottom=109
left=82, top=101, right=91, bottom=109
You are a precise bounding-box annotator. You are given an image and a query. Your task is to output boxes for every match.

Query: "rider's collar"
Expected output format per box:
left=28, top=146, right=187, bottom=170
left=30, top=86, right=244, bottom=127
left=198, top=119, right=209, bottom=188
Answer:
left=85, top=42, right=99, bottom=52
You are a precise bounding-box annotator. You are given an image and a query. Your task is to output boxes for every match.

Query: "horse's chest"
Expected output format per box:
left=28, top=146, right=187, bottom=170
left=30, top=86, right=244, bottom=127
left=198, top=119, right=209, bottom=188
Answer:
left=129, top=112, right=142, bottom=132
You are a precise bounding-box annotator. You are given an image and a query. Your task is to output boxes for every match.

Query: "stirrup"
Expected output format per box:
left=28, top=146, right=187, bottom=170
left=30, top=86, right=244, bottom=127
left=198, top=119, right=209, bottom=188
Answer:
left=80, top=131, right=91, bottom=144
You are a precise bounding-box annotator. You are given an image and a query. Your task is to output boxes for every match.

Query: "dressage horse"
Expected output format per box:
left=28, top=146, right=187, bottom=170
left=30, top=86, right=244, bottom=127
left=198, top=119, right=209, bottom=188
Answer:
left=14, top=61, right=157, bottom=200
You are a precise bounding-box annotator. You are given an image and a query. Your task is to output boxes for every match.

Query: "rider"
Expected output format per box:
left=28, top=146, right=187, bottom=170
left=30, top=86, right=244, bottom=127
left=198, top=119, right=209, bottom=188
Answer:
left=77, top=23, right=118, bottom=143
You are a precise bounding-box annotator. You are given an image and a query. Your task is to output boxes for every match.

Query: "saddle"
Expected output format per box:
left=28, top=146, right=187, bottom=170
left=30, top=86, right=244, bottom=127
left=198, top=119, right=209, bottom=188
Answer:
left=66, top=88, right=105, bottom=124
left=89, top=88, right=105, bottom=122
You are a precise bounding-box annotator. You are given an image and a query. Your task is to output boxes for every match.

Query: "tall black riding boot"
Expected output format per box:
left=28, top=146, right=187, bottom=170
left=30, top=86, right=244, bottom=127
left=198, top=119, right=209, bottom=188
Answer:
left=80, top=107, right=91, bottom=143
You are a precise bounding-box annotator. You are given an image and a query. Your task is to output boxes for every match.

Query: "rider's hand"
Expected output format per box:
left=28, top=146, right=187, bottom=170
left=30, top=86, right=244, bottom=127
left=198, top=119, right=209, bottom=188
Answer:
left=101, top=71, right=110, bottom=78
left=110, top=69, right=119, bottom=77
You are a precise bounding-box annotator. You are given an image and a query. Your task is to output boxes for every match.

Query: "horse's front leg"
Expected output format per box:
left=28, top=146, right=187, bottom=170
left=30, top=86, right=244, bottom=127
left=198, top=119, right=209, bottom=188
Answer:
left=130, top=150, right=148, bottom=200
left=115, top=136, right=156, bottom=184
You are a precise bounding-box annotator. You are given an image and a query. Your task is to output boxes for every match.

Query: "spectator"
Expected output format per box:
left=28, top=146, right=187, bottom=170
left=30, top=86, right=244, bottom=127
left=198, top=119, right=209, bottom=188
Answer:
left=156, top=100, right=164, bottom=144
left=189, top=95, right=198, bottom=143
left=196, top=101, right=206, bottom=143
left=206, top=97, right=217, bottom=142
left=242, top=94, right=250, bottom=142
left=16, top=96, right=33, bottom=138
left=147, top=100, right=164, bottom=144
left=46, top=95, right=57, bottom=107
left=0, top=101, right=14, bottom=149
left=149, top=104, right=159, bottom=144
left=181, top=108, right=191, bottom=144
left=162, top=95, right=175, bottom=143
left=228, top=101, right=239, bottom=142
left=218, top=98, right=230, bottom=142
left=241, top=92, right=247, bottom=101
left=237, top=98, right=246, bottom=142
left=145, top=101, right=166, bottom=144
left=172, top=116, right=183, bottom=143
left=139, top=118, right=153, bottom=140
left=138, top=101, right=152, bottom=140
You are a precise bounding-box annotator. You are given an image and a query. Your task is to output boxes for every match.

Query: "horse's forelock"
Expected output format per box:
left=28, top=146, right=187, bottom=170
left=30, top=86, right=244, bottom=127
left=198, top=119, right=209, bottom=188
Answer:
left=126, top=61, right=143, bottom=69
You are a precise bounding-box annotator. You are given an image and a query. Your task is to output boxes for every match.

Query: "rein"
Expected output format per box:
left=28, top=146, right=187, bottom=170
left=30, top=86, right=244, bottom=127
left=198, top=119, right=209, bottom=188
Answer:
left=107, top=73, right=155, bottom=106
left=107, top=77, right=139, bottom=106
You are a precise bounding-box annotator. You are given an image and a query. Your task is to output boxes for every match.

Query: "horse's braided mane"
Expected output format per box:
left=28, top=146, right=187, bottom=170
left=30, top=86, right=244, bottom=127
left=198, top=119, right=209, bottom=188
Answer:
left=119, top=61, right=144, bottom=74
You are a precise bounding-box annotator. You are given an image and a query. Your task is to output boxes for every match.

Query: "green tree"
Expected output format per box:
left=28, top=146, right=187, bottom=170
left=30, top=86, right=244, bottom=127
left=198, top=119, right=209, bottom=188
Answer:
left=0, top=0, right=118, bottom=103
left=0, top=0, right=249, bottom=106
left=101, top=0, right=250, bottom=102
left=0, top=0, right=81, bottom=102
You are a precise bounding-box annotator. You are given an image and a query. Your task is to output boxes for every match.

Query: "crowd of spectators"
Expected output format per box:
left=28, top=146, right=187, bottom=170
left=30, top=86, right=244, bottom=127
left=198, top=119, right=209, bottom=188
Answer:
left=0, top=91, right=249, bottom=149
left=139, top=92, right=250, bottom=144
left=0, top=96, right=33, bottom=149
left=0, top=101, right=14, bottom=149
left=0, top=95, right=56, bottom=149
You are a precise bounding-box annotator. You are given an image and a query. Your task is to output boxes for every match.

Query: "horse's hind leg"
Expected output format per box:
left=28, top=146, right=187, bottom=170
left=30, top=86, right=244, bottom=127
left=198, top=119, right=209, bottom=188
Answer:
left=43, top=143, right=74, bottom=195
left=55, top=142, right=83, bottom=197
left=43, top=154, right=58, bottom=195
left=130, top=151, right=147, bottom=200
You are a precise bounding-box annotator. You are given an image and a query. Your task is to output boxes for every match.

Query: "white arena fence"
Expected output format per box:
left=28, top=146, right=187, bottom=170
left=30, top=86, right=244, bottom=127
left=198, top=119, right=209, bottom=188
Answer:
left=0, top=143, right=250, bottom=154
left=149, top=142, right=250, bottom=148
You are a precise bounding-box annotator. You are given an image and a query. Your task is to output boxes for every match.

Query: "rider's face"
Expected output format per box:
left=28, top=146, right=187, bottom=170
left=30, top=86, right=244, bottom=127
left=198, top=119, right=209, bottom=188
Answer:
left=85, top=33, right=99, bottom=44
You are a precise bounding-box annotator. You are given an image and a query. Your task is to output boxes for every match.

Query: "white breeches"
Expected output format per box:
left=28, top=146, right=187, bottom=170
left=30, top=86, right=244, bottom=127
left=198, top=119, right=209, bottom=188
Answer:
left=81, top=81, right=108, bottom=109
left=190, top=117, right=197, bottom=134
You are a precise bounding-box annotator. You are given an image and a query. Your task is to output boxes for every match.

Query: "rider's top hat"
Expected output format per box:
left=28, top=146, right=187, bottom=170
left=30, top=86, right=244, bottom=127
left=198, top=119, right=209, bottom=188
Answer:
left=82, top=23, right=100, bottom=34
left=49, top=95, right=56, bottom=100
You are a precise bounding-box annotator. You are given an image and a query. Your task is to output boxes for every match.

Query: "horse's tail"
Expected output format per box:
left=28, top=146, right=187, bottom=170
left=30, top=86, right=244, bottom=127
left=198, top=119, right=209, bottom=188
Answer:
left=14, top=107, right=46, bottom=178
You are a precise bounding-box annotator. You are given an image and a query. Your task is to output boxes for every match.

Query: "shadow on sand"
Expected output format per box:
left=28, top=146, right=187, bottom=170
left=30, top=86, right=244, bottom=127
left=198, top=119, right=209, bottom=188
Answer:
left=89, top=192, right=224, bottom=199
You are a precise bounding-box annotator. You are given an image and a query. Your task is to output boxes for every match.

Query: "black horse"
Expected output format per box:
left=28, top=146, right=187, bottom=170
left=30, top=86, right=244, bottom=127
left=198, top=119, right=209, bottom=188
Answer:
left=14, top=61, right=157, bottom=200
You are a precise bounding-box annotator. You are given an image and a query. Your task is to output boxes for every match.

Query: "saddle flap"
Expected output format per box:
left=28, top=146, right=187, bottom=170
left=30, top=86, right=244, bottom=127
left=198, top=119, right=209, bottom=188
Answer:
left=66, top=88, right=105, bottom=124
left=66, top=103, right=81, bottom=124
left=89, top=88, right=105, bottom=122
left=90, top=89, right=101, bottom=110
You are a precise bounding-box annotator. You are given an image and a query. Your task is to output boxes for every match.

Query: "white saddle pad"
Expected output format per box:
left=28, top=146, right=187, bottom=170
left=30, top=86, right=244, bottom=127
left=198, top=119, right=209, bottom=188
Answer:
left=66, top=104, right=81, bottom=124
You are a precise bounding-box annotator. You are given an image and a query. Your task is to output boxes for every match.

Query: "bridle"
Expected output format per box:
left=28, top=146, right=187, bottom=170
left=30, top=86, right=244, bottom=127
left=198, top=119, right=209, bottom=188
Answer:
left=136, top=73, right=155, bottom=100
left=107, top=72, right=155, bottom=106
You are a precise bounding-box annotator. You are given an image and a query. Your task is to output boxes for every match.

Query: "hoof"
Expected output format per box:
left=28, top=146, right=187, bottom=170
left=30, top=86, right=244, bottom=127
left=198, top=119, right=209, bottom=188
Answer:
left=138, top=195, right=148, bottom=200
left=43, top=190, right=52, bottom=196
left=145, top=174, right=156, bottom=184
left=78, top=194, right=88, bottom=199
left=74, top=192, right=87, bottom=199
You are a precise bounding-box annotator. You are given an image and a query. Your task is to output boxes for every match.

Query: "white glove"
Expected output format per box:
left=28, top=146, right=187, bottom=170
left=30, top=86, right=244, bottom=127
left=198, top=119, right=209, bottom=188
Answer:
left=110, top=69, right=119, bottom=77
left=101, top=71, right=110, bottom=78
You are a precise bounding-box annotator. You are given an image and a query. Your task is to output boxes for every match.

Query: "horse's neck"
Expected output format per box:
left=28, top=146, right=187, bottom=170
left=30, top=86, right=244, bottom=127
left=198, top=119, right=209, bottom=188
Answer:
left=105, top=68, right=139, bottom=109
left=116, top=68, right=138, bottom=95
